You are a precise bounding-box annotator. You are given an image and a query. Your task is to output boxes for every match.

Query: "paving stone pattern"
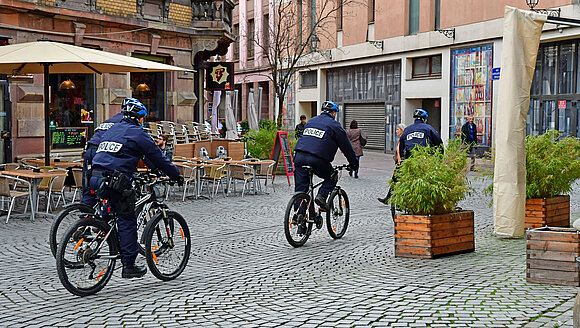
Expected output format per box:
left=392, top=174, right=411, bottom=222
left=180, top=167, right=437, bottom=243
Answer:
left=0, top=151, right=578, bottom=327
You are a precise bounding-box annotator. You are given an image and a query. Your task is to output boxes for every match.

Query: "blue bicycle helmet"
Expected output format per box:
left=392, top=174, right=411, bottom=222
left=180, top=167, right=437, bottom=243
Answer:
left=322, top=101, right=339, bottom=113
left=123, top=98, right=148, bottom=118
left=413, top=108, right=428, bottom=120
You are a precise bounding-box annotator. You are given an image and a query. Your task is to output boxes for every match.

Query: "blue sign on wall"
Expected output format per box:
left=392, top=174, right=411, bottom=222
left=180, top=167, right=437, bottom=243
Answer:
left=492, top=67, right=501, bottom=80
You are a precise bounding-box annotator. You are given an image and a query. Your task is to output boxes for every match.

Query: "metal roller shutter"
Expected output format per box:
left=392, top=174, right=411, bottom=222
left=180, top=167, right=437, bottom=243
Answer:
left=344, top=103, right=385, bottom=150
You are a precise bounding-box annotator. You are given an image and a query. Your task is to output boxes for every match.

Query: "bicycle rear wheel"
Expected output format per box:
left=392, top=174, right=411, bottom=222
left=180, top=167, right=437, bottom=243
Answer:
left=49, top=203, right=95, bottom=259
left=144, top=211, right=191, bottom=281
left=326, top=188, right=350, bottom=239
left=56, top=218, right=117, bottom=296
left=284, top=194, right=313, bottom=247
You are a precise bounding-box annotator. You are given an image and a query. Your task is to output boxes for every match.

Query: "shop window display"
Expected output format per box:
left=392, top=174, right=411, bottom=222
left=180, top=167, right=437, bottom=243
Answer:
left=450, top=44, right=493, bottom=146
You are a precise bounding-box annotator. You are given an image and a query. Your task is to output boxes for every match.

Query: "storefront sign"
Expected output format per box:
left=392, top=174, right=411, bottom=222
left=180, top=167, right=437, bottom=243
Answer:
left=206, top=62, right=234, bottom=91
left=558, top=100, right=566, bottom=109
left=52, top=127, right=87, bottom=149
left=80, top=108, right=93, bottom=124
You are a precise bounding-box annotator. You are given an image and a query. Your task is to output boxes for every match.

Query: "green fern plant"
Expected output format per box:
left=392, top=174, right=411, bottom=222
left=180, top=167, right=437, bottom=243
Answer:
left=389, top=139, right=470, bottom=215
left=525, top=130, right=580, bottom=199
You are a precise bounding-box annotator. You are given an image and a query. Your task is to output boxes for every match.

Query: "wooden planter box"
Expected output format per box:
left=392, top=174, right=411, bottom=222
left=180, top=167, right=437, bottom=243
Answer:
left=526, top=227, right=580, bottom=286
left=525, top=195, right=570, bottom=229
left=394, top=210, right=475, bottom=259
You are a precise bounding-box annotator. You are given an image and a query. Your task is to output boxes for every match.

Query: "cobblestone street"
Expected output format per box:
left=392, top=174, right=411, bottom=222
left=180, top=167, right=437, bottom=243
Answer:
left=1, top=151, right=579, bottom=327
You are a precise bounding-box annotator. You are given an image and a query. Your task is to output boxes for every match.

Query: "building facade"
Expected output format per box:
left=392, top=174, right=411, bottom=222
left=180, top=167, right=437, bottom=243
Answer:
left=0, top=0, right=234, bottom=161
left=271, top=0, right=579, bottom=153
left=227, top=0, right=276, bottom=124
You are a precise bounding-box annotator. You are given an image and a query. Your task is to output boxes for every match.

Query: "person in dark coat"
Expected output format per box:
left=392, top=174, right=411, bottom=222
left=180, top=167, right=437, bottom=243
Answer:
left=90, top=99, right=182, bottom=279
left=295, top=114, right=307, bottom=139
left=294, top=101, right=358, bottom=213
left=461, top=116, right=477, bottom=170
left=346, top=120, right=366, bottom=178
left=81, top=102, right=126, bottom=206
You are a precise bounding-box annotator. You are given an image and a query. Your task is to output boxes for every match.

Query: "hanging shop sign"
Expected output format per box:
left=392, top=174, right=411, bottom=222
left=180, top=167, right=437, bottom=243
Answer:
left=206, top=62, right=234, bottom=91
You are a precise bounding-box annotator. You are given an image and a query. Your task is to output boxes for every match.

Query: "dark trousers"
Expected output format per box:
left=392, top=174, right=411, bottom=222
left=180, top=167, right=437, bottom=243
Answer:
left=89, top=176, right=139, bottom=265
left=294, top=152, right=336, bottom=197
left=81, top=146, right=97, bottom=207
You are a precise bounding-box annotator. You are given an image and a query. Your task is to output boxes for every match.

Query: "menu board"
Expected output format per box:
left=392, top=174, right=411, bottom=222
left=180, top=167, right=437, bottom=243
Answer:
left=450, top=44, right=493, bottom=146
left=270, top=131, right=294, bottom=186
left=52, top=127, right=87, bottom=149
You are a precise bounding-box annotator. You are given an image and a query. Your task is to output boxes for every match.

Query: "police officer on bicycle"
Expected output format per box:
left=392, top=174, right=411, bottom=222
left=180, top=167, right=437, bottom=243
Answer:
left=89, top=99, right=182, bottom=279
left=398, top=108, right=443, bottom=159
left=294, top=101, right=359, bottom=211
left=81, top=99, right=130, bottom=206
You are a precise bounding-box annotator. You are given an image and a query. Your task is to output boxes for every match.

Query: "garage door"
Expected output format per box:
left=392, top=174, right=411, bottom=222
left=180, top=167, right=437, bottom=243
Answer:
left=344, top=103, right=385, bottom=151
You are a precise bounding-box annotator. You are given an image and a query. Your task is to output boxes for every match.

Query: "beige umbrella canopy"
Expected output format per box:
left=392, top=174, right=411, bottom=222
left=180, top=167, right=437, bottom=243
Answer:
left=0, top=40, right=190, bottom=165
left=0, top=41, right=189, bottom=74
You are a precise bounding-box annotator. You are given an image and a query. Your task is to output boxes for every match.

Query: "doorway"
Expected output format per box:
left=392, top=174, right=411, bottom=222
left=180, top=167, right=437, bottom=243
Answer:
left=422, top=98, right=441, bottom=135
left=0, top=79, right=11, bottom=163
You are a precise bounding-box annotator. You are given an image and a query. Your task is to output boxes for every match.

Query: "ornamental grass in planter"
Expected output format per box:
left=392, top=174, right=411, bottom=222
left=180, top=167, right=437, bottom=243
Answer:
left=390, top=140, right=474, bottom=258
left=524, top=130, right=580, bottom=229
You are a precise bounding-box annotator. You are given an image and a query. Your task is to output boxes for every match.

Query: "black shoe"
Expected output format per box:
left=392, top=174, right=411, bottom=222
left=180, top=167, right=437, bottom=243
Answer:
left=377, top=197, right=388, bottom=204
left=354, top=175, right=359, bottom=179
left=315, top=194, right=328, bottom=211
left=122, top=264, right=147, bottom=279
left=348, top=170, right=353, bottom=177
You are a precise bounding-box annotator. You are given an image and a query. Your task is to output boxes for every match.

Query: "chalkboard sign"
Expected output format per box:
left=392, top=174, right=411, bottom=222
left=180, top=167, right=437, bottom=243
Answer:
left=270, top=131, right=294, bottom=186
left=52, top=127, right=87, bottom=149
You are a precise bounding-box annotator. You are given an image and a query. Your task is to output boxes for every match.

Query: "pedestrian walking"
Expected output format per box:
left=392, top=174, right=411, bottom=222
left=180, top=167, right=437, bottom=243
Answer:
left=295, top=114, right=307, bottom=139
left=461, top=116, right=477, bottom=170
left=346, top=120, right=367, bottom=178
left=378, top=123, right=406, bottom=205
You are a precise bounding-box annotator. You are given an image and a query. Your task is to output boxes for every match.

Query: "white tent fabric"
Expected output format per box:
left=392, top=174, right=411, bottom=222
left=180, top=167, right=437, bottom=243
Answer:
left=493, top=7, right=547, bottom=237
left=248, top=91, right=259, bottom=131
left=211, top=91, right=221, bottom=134
left=225, top=91, right=238, bottom=139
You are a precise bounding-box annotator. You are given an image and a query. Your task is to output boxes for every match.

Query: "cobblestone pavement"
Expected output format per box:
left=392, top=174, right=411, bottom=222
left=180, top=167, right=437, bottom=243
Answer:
left=0, top=151, right=579, bottom=327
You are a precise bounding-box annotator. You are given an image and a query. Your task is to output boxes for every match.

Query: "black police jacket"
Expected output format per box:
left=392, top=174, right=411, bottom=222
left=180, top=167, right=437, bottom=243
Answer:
left=294, top=112, right=358, bottom=167
left=92, top=117, right=180, bottom=180
left=87, top=112, right=124, bottom=147
left=398, top=119, right=443, bottom=159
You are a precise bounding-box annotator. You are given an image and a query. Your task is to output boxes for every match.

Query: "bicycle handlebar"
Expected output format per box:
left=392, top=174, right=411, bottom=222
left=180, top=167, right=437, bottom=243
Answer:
left=333, top=164, right=350, bottom=170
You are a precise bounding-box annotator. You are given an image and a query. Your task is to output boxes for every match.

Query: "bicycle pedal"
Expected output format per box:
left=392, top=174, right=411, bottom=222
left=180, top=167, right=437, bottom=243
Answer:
left=306, top=219, right=315, bottom=223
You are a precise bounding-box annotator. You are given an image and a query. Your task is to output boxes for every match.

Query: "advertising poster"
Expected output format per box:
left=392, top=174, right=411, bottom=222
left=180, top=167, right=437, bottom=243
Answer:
left=450, top=44, right=493, bottom=146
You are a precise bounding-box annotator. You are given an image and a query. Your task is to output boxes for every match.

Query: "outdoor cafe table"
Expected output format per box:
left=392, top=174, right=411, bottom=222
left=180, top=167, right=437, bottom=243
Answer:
left=177, top=162, right=224, bottom=199
left=25, top=159, right=81, bottom=169
left=1, top=169, right=68, bottom=220
left=207, top=159, right=267, bottom=195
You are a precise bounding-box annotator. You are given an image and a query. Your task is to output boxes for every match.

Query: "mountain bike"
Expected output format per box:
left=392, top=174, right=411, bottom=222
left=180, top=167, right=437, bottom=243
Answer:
left=284, top=164, right=350, bottom=247
left=49, top=171, right=164, bottom=259
left=56, top=174, right=190, bottom=296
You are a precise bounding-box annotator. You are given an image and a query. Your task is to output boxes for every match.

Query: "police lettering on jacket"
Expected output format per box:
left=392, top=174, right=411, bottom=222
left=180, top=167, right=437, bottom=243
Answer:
left=87, top=112, right=124, bottom=147
left=294, top=112, right=358, bottom=166
left=91, top=117, right=180, bottom=180
left=399, top=119, right=443, bottom=158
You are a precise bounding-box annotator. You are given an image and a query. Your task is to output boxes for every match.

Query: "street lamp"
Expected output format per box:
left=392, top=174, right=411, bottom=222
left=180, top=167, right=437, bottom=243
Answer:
left=526, top=0, right=539, bottom=10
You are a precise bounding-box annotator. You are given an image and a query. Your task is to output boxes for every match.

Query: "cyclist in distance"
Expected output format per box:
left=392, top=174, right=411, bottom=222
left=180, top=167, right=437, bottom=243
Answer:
left=89, top=99, right=183, bottom=279
left=81, top=99, right=130, bottom=206
left=398, top=108, right=443, bottom=160
left=293, top=101, right=359, bottom=211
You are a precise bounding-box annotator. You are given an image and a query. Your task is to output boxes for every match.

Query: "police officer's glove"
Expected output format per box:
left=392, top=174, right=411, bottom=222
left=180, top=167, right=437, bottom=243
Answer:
left=349, top=162, right=359, bottom=172
left=175, top=175, right=184, bottom=187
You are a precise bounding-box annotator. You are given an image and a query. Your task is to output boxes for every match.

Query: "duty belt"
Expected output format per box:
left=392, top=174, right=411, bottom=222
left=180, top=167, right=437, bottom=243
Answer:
left=90, top=169, right=109, bottom=178
left=86, top=144, right=98, bottom=150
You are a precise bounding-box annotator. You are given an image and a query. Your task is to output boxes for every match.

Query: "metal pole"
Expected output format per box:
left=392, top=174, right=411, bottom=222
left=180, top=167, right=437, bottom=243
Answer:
left=546, top=16, right=580, bottom=28
left=43, top=63, right=50, bottom=166
left=233, top=89, right=239, bottom=122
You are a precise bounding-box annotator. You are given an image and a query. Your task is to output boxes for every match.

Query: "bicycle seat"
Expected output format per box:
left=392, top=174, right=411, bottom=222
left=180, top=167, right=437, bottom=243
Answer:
left=302, top=165, right=313, bottom=171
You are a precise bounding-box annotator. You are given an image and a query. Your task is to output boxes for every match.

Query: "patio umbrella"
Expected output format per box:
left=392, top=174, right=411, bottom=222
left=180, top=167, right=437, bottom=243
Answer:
left=0, top=40, right=189, bottom=165
left=247, top=90, right=259, bottom=131
left=224, top=91, right=238, bottom=139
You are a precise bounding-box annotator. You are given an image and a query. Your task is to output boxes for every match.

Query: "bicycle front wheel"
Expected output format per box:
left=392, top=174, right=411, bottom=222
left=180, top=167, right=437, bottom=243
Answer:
left=144, top=211, right=191, bottom=281
left=284, top=194, right=313, bottom=247
left=50, top=203, right=95, bottom=259
left=56, top=218, right=117, bottom=297
left=326, top=188, right=350, bottom=239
